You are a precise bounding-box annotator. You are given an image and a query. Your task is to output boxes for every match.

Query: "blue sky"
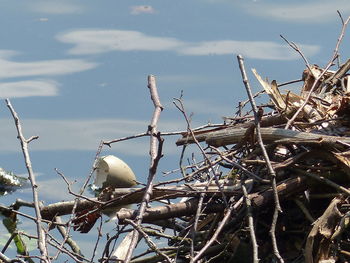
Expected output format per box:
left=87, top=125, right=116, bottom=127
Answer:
left=1, top=0, right=350, bottom=198
left=0, top=0, right=350, bottom=257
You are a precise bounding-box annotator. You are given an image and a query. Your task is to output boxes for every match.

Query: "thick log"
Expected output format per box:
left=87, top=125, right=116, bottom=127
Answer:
left=117, top=176, right=308, bottom=223
left=40, top=180, right=248, bottom=220
left=177, top=127, right=350, bottom=147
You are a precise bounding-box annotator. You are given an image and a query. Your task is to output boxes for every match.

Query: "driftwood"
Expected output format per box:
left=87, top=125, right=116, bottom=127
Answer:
left=176, top=126, right=350, bottom=147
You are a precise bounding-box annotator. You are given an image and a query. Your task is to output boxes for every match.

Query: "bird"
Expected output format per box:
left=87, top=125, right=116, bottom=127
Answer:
left=73, top=155, right=136, bottom=233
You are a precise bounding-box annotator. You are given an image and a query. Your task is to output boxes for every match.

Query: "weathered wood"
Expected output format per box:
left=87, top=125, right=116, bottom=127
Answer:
left=40, top=180, right=250, bottom=220
left=117, top=176, right=307, bottom=224
left=323, top=58, right=350, bottom=88
left=177, top=127, right=350, bottom=147
left=176, top=114, right=288, bottom=145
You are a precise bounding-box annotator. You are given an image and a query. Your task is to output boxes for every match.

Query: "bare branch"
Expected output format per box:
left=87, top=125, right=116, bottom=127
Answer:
left=5, top=99, right=49, bottom=262
left=237, top=55, right=283, bottom=262
left=124, top=75, right=164, bottom=262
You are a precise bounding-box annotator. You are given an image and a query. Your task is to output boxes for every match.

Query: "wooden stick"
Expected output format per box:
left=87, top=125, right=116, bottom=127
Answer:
left=6, top=99, right=49, bottom=262
left=177, top=127, right=350, bottom=147
left=123, top=75, right=164, bottom=263
left=40, top=180, right=251, bottom=220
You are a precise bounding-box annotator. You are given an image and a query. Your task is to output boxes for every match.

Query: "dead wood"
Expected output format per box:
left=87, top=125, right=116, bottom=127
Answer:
left=32, top=18, right=350, bottom=262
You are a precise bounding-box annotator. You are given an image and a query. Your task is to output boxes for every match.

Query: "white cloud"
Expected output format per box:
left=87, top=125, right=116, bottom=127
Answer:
left=0, top=79, right=58, bottom=98
left=37, top=18, right=49, bottom=22
left=130, top=5, right=156, bottom=15
left=180, top=40, right=320, bottom=60
left=56, top=30, right=185, bottom=55
left=0, top=51, right=97, bottom=79
left=57, top=29, right=320, bottom=60
left=0, top=118, right=184, bottom=155
left=0, top=50, right=18, bottom=59
left=30, top=2, right=84, bottom=14
left=243, top=1, right=350, bottom=23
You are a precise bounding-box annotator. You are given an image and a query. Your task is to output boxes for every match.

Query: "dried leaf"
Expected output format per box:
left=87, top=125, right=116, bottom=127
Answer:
left=252, top=68, right=286, bottom=110
left=72, top=209, right=101, bottom=233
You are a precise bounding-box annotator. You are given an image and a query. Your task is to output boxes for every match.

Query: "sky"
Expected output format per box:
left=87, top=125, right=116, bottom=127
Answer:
left=0, top=0, right=350, bottom=259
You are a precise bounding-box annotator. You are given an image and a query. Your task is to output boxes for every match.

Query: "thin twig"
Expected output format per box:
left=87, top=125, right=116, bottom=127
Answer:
left=0, top=251, right=26, bottom=263
left=280, top=35, right=311, bottom=71
left=284, top=14, right=350, bottom=129
left=124, top=75, right=164, bottom=263
left=125, top=219, right=172, bottom=263
left=210, top=146, right=269, bottom=183
left=173, top=97, right=230, bottom=259
left=237, top=55, right=283, bottom=263
left=52, top=216, right=83, bottom=262
left=90, top=218, right=103, bottom=263
left=62, top=140, right=104, bottom=258
left=5, top=99, right=49, bottom=263
left=293, top=168, right=350, bottom=196
left=241, top=182, right=259, bottom=263
left=190, top=197, right=244, bottom=262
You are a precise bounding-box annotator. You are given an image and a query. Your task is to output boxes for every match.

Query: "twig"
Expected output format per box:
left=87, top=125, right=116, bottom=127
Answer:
left=0, top=251, right=26, bottom=263
left=241, top=182, right=259, bottom=263
left=173, top=96, right=230, bottom=258
left=53, top=168, right=100, bottom=261
left=55, top=169, right=102, bottom=204
left=5, top=99, right=49, bottom=262
left=125, top=219, right=172, bottom=263
left=278, top=78, right=303, bottom=87
left=294, top=199, right=315, bottom=223
left=284, top=14, right=350, bottom=129
left=190, top=197, right=244, bottom=262
left=210, top=146, right=268, bottom=183
left=61, top=140, right=104, bottom=259
left=191, top=192, right=205, bottom=258
left=124, top=75, right=164, bottom=263
left=90, top=218, right=103, bottom=263
left=104, top=123, right=227, bottom=147
left=280, top=35, right=311, bottom=71
left=173, top=98, right=230, bottom=203
left=44, top=233, right=87, bottom=263
left=237, top=55, right=283, bottom=262
left=234, top=90, right=265, bottom=116
left=293, top=168, right=350, bottom=196
left=53, top=216, right=83, bottom=262
left=103, top=132, right=149, bottom=147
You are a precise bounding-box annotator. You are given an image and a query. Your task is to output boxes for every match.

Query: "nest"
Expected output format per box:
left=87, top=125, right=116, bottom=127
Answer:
left=38, top=20, right=350, bottom=262
left=170, top=57, right=350, bottom=263
left=39, top=58, right=350, bottom=263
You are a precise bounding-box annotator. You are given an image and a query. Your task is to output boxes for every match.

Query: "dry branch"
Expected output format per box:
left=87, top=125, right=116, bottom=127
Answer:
left=177, top=127, right=350, bottom=147
left=40, top=181, right=249, bottom=220
left=123, top=75, right=164, bottom=263
left=6, top=99, right=49, bottom=263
